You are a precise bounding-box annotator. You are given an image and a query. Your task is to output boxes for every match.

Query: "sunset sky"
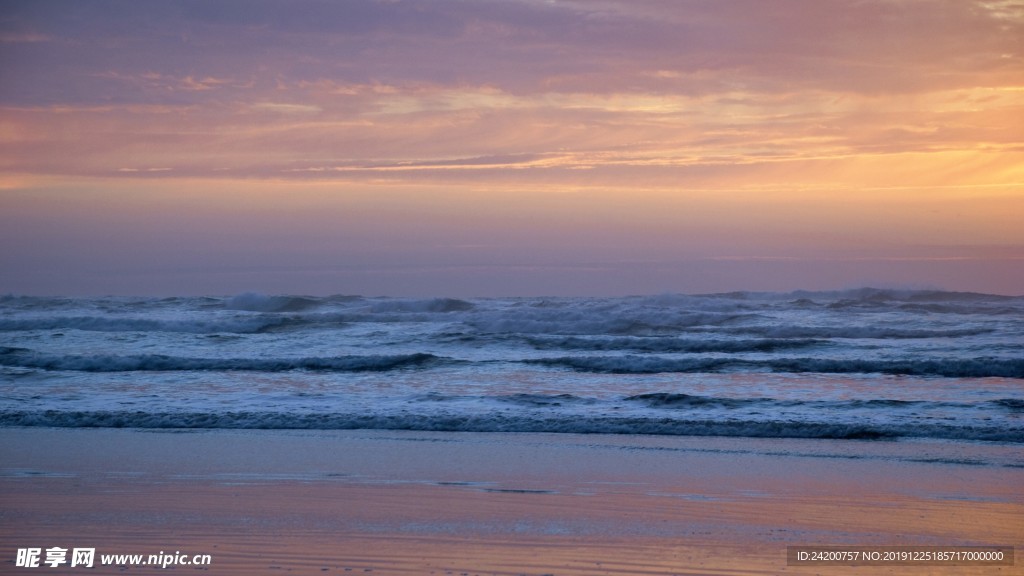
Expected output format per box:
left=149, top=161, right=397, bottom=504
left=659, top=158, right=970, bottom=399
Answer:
left=1, top=0, right=1022, bottom=296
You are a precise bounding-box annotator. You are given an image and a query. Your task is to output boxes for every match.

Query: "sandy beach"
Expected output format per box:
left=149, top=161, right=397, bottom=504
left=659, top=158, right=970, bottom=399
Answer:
left=1, top=428, right=1020, bottom=575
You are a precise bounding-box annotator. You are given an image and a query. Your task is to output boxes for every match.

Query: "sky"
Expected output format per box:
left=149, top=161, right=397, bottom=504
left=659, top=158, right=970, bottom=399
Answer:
left=1, top=0, right=1022, bottom=297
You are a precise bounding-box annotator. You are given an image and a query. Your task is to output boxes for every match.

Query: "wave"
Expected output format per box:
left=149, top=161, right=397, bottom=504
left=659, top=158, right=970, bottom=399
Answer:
left=369, top=298, right=475, bottom=313
left=494, top=393, right=596, bottom=407
left=0, top=348, right=446, bottom=372
left=621, top=393, right=1023, bottom=411
left=995, top=398, right=1024, bottom=412
left=625, top=392, right=774, bottom=409
left=410, top=392, right=593, bottom=406
left=407, top=391, right=1018, bottom=412
left=784, top=288, right=1024, bottom=316
left=729, top=326, right=993, bottom=339
left=528, top=355, right=1024, bottom=378
left=525, top=336, right=826, bottom=353
left=2, top=410, right=1019, bottom=442
left=462, top=297, right=759, bottom=335
left=225, top=293, right=323, bottom=312
left=4, top=342, right=1019, bottom=377
left=2, top=290, right=1017, bottom=341
left=470, top=313, right=759, bottom=336
left=788, top=288, right=1022, bottom=303
left=0, top=315, right=297, bottom=334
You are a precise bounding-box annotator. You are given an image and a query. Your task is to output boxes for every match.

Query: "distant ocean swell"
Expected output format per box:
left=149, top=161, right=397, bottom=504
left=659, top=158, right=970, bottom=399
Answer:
left=0, top=316, right=997, bottom=340
left=0, top=316, right=298, bottom=334
left=2, top=410, right=1020, bottom=443
left=2, top=347, right=1021, bottom=378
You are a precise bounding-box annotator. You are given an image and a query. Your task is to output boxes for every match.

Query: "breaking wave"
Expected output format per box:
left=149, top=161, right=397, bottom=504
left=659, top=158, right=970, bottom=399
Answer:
left=369, top=298, right=475, bottom=313
left=225, top=293, right=323, bottom=312
left=529, top=356, right=1024, bottom=378
left=0, top=348, right=446, bottom=372
left=2, top=289, right=1020, bottom=446
left=1, top=410, right=1019, bottom=442
left=730, top=326, right=993, bottom=339
left=0, top=315, right=296, bottom=334
left=524, top=336, right=826, bottom=353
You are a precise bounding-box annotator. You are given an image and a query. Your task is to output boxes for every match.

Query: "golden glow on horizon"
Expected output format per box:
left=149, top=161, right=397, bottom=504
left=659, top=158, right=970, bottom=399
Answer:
left=2, top=81, right=1021, bottom=181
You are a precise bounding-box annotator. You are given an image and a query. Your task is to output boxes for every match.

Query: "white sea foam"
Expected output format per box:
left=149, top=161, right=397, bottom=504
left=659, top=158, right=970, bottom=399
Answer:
left=1, top=289, right=1021, bottom=447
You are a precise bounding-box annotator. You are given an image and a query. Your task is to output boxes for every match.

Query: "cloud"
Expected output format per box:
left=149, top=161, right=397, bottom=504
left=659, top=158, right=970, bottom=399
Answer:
left=3, top=0, right=1023, bottom=297
left=250, top=102, right=323, bottom=114
left=179, top=75, right=233, bottom=91
left=1, top=1, right=1021, bottom=245
left=3, top=0, right=1022, bottom=108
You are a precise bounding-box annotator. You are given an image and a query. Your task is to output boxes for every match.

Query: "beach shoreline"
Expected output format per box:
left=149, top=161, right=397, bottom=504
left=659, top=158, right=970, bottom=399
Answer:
left=1, top=428, right=1020, bottom=575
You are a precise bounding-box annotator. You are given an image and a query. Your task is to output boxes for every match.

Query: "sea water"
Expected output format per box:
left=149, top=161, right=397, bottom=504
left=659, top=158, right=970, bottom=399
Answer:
left=1, top=289, right=1021, bottom=449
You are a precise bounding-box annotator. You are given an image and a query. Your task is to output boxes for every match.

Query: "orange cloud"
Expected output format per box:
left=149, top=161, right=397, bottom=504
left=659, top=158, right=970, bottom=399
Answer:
left=1, top=0, right=1022, bottom=294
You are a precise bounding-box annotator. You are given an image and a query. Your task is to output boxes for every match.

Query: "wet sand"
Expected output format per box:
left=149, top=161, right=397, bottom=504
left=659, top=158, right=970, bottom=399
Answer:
left=1, top=428, right=1021, bottom=575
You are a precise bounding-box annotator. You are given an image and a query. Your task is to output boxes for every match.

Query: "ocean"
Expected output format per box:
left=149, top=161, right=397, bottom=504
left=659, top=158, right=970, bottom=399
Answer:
left=2, top=288, right=1022, bottom=454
